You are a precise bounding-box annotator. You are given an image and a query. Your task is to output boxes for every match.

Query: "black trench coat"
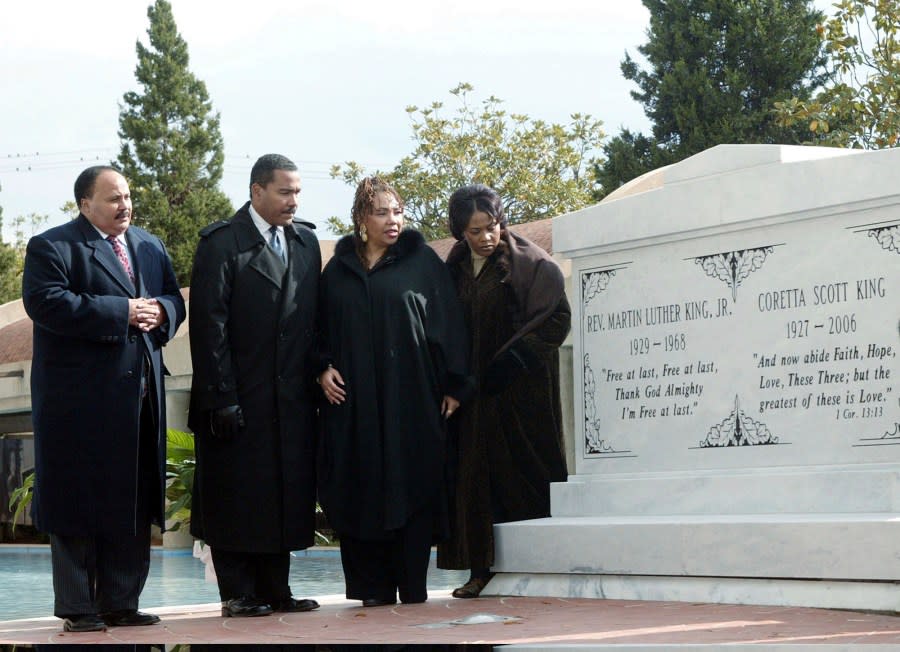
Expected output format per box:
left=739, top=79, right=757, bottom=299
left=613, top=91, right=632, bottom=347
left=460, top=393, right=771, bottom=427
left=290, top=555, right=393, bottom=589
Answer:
left=188, top=203, right=321, bottom=553
left=317, top=231, right=471, bottom=541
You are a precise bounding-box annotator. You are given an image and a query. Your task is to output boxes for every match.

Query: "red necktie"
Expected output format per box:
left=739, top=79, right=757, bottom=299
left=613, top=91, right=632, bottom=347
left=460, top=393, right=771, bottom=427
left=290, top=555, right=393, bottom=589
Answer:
left=107, top=235, right=135, bottom=286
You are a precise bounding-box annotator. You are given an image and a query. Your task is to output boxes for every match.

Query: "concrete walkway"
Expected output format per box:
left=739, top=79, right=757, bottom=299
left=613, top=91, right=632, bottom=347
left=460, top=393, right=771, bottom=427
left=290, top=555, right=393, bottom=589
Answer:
left=2, top=591, right=900, bottom=647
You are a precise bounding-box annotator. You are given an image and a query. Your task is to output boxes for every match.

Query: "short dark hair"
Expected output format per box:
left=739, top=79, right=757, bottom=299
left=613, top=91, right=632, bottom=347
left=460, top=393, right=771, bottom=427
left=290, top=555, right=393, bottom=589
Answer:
left=74, top=165, right=121, bottom=207
left=249, top=154, right=298, bottom=196
left=447, top=183, right=506, bottom=240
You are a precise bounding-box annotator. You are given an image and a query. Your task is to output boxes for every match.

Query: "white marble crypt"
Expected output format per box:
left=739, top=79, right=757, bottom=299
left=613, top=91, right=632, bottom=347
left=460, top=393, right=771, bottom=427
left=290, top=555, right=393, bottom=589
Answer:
left=486, top=144, right=900, bottom=611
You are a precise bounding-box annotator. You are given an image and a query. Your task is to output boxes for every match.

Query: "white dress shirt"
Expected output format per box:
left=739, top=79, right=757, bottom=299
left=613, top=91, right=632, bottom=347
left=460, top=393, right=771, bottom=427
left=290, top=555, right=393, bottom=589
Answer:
left=92, top=224, right=134, bottom=270
left=249, top=204, right=287, bottom=257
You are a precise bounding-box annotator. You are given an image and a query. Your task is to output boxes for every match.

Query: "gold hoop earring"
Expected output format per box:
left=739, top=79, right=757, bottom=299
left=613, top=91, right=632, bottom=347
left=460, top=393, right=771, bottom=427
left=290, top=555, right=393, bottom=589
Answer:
left=360, top=224, right=368, bottom=243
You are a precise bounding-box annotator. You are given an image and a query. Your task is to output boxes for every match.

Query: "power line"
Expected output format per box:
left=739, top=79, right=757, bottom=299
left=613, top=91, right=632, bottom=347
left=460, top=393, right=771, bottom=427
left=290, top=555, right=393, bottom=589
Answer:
left=2, top=148, right=389, bottom=169
left=2, top=166, right=344, bottom=181
left=0, top=158, right=116, bottom=174
left=0, top=146, right=391, bottom=184
left=1, top=146, right=117, bottom=159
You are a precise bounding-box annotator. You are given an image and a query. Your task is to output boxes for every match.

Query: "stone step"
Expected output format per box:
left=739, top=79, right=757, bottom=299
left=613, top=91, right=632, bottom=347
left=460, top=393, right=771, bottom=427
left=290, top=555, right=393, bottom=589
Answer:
left=486, top=571, right=900, bottom=613
left=550, top=468, right=900, bottom=516
left=493, top=514, right=900, bottom=580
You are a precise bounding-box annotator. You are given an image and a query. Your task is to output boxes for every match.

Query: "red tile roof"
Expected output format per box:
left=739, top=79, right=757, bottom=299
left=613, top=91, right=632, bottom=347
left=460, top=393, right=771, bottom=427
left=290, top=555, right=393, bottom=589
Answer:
left=0, top=318, right=33, bottom=365
left=429, top=217, right=554, bottom=260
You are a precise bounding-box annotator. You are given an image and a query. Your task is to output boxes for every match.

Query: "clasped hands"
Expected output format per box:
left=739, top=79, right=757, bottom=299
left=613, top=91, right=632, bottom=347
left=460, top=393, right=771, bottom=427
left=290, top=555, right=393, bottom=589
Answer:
left=128, top=298, right=167, bottom=332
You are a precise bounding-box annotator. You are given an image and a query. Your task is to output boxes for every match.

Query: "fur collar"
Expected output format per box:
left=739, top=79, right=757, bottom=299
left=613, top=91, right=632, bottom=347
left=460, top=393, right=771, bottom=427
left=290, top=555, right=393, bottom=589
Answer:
left=334, top=229, right=426, bottom=260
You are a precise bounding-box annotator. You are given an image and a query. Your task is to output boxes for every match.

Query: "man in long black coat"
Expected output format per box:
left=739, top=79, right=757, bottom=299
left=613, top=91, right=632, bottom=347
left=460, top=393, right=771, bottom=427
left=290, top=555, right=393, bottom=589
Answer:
left=188, top=154, right=321, bottom=617
left=22, top=165, right=185, bottom=632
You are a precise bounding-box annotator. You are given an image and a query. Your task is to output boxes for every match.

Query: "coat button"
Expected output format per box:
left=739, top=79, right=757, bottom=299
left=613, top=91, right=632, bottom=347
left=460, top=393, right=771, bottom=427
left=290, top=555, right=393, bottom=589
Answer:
left=127, top=370, right=134, bottom=377
left=129, top=335, right=137, bottom=343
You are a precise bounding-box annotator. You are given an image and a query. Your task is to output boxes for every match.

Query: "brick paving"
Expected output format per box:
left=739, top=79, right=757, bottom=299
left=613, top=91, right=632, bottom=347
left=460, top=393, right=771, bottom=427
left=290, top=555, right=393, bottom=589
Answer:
left=2, top=591, right=900, bottom=646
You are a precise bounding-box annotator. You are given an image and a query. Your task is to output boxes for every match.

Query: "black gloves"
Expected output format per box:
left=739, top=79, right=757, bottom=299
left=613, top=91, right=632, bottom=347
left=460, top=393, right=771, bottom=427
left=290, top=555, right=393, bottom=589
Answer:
left=481, top=348, right=528, bottom=396
left=210, top=405, right=245, bottom=439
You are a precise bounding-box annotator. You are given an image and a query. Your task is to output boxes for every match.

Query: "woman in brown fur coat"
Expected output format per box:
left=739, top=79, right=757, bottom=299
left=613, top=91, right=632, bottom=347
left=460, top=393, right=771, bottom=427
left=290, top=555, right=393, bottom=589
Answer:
left=437, top=184, right=571, bottom=598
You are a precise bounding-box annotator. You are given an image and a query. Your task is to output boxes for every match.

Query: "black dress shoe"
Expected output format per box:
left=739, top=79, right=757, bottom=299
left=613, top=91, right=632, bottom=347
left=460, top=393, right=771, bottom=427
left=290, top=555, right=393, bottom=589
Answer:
left=362, top=597, right=396, bottom=607
left=101, top=609, right=161, bottom=627
left=62, top=614, right=107, bottom=632
left=272, top=597, right=320, bottom=612
left=221, top=596, right=274, bottom=618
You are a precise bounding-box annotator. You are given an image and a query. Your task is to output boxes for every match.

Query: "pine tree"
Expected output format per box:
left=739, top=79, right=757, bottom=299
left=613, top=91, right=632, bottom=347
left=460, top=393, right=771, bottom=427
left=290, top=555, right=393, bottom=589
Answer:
left=118, top=0, right=233, bottom=284
left=593, top=130, right=674, bottom=200
left=597, top=0, right=827, bottom=197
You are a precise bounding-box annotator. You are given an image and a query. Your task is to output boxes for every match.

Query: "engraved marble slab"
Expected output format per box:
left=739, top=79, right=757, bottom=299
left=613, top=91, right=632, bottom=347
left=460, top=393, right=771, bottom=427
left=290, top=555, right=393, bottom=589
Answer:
left=561, top=146, right=899, bottom=476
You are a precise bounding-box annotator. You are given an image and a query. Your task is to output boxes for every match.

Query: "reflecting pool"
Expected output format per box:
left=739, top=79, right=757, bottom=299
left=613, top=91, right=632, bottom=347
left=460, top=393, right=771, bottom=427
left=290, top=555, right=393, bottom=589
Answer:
left=0, top=546, right=467, bottom=621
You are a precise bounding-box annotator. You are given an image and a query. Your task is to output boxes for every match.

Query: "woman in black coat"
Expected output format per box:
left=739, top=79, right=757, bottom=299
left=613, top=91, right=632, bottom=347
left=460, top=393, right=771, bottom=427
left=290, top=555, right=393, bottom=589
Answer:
left=437, top=184, right=571, bottom=598
left=317, top=176, right=471, bottom=607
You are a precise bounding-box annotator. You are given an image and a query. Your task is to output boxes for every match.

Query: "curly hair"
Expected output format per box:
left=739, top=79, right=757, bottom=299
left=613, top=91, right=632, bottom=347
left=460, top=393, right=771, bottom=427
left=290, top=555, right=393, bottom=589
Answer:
left=351, top=176, right=403, bottom=233
left=350, top=176, right=403, bottom=268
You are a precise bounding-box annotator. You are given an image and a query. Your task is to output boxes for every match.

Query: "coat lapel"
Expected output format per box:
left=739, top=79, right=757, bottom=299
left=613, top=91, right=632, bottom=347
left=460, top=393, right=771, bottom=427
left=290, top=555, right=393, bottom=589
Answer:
left=78, top=215, right=136, bottom=296
left=127, top=229, right=150, bottom=297
left=233, top=211, right=285, bottom=290
left=276, top=226, right=313, bottom=324
left=285, top=222, right=312, bottom=286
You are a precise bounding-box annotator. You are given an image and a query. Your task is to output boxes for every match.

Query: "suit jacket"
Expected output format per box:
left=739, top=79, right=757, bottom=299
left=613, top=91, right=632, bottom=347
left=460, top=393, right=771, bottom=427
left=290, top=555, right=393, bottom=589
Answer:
left=22, top=214, right=185, bottom=537
left=188, top=202, right=321, bottom=552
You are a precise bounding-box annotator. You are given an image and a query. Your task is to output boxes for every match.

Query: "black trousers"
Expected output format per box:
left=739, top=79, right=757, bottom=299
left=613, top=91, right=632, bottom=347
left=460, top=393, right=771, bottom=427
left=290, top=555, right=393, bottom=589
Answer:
left=339, top=506, right=433, bottom=604
left=50, top=390, right=157, bottom=617
left=209, top=548, right=292, bottom=603
left=50, top=528, right=151, bottom=617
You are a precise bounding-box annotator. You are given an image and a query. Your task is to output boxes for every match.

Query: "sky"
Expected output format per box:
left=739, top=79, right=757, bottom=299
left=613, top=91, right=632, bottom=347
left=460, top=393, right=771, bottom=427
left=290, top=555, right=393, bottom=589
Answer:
left=0, top=0, right=833, bottom=242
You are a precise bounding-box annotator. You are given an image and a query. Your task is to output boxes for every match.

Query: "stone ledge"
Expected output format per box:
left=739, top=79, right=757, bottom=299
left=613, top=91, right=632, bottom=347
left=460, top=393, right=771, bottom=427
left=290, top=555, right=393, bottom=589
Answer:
left=493, top=515, right=900, bottom=581
left=485, top=571, right=900, bottom=612
left=551, top=468, right=900, bottom=516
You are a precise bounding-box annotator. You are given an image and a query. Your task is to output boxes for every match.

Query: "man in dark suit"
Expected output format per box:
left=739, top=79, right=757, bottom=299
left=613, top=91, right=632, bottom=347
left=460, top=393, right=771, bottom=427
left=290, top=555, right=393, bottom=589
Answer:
left=188, top=153, right=321, bottom=617
left=22, top=165, right=186, bottom=632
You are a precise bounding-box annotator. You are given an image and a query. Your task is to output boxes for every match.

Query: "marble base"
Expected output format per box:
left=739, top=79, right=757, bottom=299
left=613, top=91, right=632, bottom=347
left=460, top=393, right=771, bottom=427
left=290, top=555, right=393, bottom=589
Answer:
left=551, top=467, right=900, bottom=517
left=486, top=571, right=900, bottom=612
left=492, top=513, right=900, bottom=582
left=490, top=463, right=900, bottom=610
